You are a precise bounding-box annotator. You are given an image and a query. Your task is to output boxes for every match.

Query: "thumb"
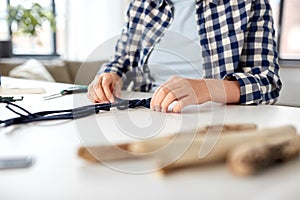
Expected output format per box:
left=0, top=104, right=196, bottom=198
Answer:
left=102, top=76, right=115, bottom=103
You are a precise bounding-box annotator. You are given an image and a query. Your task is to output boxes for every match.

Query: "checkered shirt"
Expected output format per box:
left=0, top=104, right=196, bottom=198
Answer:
left=102, top=0, right=282, bottom=105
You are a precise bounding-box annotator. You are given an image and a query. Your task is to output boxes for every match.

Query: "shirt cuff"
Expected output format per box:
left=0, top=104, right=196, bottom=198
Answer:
left=98, top=63, right=123, bottom=78
left=225, top=73, right=262, bottom=105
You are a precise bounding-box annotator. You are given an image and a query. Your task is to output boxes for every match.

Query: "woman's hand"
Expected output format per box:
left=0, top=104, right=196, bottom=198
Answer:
left=150, top=76, right=241, bottom=113
left=87, top=73, right=122, bottom=103
left=150, top=76, right=209, bottom=113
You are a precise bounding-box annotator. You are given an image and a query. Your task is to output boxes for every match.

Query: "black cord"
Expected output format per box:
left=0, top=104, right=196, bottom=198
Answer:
left=0, top=98, right=151, bottom=127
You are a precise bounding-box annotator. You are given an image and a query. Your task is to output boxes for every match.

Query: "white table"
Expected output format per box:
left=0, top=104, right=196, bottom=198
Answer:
left=1, top=77, right=300, bottom=200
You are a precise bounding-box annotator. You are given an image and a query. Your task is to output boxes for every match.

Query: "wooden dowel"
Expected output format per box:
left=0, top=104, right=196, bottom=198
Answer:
left=78, top=144, right=138, bottom=162
left=149, top=126, right=297, bottom=175
left=128, top=123, right=257, bottom=154
left=78, top=123, right=257, bottom=162
left=227, top=135, right=300, bottom=176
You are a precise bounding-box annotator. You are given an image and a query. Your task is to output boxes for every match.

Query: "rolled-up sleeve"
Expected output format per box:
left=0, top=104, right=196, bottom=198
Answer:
left=232, top=0, right=282, bottom=105
left=98, top=0, right=172, bottom=91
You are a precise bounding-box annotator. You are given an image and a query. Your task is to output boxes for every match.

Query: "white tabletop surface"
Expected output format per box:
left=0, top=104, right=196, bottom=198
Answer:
left=1, top=77, right=300, bottom=200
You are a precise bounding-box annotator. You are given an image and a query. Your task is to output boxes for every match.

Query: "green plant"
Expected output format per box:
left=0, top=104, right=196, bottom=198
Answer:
left=7, top=3, right=56, bottom=36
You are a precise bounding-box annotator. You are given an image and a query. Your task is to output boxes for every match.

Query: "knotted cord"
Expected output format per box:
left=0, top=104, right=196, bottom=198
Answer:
left=0, top=98, right=151, bottom=127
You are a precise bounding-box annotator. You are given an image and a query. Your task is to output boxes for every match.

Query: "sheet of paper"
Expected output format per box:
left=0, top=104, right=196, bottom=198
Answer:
left=0, top=87, right=46, bottom=95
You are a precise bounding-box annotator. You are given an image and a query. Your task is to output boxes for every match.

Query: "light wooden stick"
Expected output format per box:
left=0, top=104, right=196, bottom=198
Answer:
left=78, top=123, right=257, bottom=162
left=227, top=135, right=300, bottom=176
left=78, top=144, right=136, bottom=163
left=128, top=126, right=297, bottom=175
left=127, top=124, right=257, bottom=154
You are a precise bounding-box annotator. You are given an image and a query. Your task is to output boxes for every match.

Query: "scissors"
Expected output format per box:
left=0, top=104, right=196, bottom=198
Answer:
left=43, top=86, right=88, bottom=100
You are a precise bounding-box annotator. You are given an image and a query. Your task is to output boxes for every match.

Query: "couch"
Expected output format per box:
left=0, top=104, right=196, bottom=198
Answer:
left=0, top=58, right=107, bottom=85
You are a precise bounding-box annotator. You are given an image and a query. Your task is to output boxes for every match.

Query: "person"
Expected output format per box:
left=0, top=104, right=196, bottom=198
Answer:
left=87, top=0, right=282, bottom=113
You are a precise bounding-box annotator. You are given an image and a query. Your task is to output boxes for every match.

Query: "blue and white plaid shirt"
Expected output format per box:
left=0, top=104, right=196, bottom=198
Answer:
left=102, top=0, right=282, bottom=105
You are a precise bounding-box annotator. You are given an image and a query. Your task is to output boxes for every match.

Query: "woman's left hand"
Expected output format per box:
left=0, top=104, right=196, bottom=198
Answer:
left=150, top=76, right=209, bottom=113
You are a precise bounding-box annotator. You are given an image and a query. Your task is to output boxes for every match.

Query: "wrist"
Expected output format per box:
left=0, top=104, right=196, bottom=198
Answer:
left=201, top=79, right=211, bottom=102
left=203, top=79, right=240, bottom=104
left=191, top=79, right=211, bottom=103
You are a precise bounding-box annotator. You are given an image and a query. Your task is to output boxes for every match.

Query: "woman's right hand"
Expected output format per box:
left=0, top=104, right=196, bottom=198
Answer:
left=87, top=73, right=122, bottom=103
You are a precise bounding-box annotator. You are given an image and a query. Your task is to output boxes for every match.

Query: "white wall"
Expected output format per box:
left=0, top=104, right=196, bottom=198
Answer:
left=276, top=65, right=300, bottom=107
left=64, top=0, right=129, bottom=61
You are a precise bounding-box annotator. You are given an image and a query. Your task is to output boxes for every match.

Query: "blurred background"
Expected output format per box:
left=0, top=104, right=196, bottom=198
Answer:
left=0, top=0, right=129, bottom=60
left=0, top=0, right=299, bottom=106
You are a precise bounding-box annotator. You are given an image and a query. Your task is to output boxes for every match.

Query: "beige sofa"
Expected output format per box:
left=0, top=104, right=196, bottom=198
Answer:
left=0, top=58, right=107, bottom=85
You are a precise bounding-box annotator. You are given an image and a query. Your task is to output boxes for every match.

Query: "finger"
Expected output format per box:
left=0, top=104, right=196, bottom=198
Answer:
left=88, top=76, right=103, bottom=102
left=93, top=78, right=110, bottom=103
left=113, top=79, right=122, bottom=98
left=87, top=83, right=101, bottom=103
left=151, top=85, right=171, bottom=112
left=151, top=78, right=182, bottom=112
left=172, top=97, right=191, bottom=113
left=160, top=88, right=187, bottom=112
left=151, top=76, right=182, bottom=110
left=150, top=77, right=174, bottom=109
left=102, top=76, right=115, bottom=103
left=87, top=92, right=97, bottom=103
left=160, top=92, right=177, bottom=113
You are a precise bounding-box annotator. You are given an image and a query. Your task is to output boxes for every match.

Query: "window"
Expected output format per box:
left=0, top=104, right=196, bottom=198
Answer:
left=270, top=0, right=280, bottom=40
left=279, top=0, right=300, bottom=59
left=54, top=0, right=65, bottom=55
left=0, top=1, right=9, bottom=40
left=2, top=0, right=126, bottom=59
left=5, top=0, right=65, bottom=57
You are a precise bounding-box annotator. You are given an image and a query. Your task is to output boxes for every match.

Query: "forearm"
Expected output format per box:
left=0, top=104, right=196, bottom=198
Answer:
left=200, top=79, right=241, bottom=104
